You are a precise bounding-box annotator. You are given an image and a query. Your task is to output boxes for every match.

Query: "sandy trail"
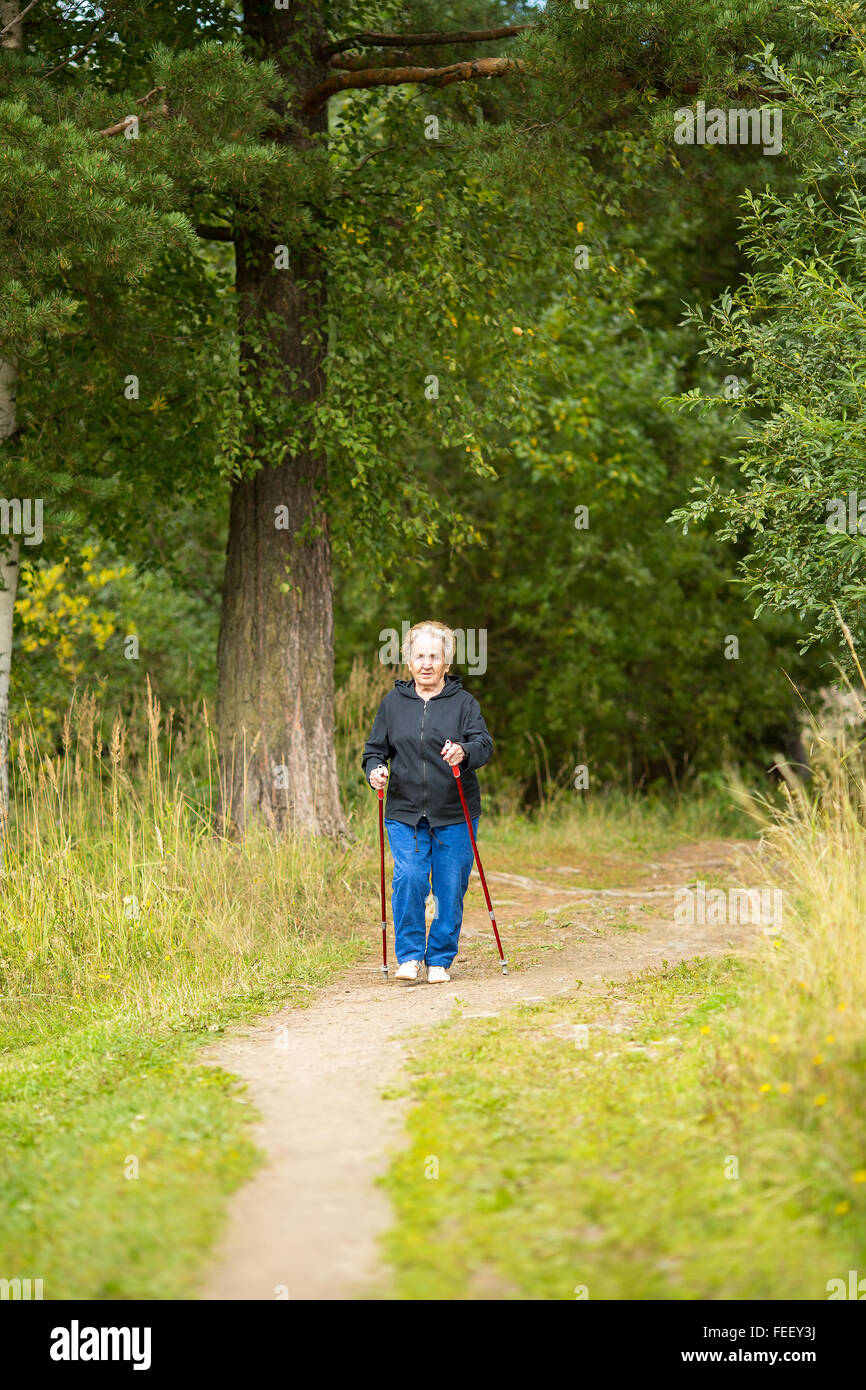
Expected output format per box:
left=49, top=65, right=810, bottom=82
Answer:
left=200, top=837, right=763, bottom=1300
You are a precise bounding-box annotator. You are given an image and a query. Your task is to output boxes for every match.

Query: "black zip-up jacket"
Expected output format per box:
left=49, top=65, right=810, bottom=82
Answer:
left=362, top=675, right=494, bottom=827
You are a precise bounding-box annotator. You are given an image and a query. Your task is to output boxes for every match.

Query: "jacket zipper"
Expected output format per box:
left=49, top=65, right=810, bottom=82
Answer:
left=420, top=698, right=428, bottom=819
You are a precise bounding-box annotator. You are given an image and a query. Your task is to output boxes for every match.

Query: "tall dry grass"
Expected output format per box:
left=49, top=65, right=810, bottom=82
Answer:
left=0, top=679, right=378, bottom=1041
left=715, top=668, right=866, bottom=1229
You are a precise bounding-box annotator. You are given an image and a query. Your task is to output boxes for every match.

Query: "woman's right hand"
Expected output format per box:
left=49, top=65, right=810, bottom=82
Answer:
left=369, top=765, right=389, bottom=791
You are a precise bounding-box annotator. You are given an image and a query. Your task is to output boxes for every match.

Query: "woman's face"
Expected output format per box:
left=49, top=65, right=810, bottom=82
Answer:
left=410, top=640, right=448, bottom=691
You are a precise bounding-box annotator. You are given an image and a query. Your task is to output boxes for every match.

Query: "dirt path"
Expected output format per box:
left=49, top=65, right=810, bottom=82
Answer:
left=200, top=837, right=764, bottom=1301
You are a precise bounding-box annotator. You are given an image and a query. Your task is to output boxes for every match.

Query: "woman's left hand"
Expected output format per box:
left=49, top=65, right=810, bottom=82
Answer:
left=441, top=741, right=465, bottom=766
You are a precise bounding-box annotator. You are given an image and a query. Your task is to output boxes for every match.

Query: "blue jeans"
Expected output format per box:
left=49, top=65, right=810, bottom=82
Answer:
left=385, top=815, right=479, bottom=968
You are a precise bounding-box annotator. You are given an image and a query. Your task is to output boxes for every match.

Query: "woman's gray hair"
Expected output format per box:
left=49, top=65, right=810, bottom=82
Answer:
left=402, top=620, right=456, bottom=667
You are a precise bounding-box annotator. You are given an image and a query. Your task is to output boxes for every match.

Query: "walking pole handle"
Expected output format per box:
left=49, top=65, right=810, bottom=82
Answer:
left=442, top=739, right=461, bottom=779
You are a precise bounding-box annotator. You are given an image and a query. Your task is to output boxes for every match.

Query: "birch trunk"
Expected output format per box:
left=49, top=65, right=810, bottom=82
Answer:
left=0, top=2, right=22, bottom=49
left=1, top=3, right=21, bottom=824
left=0, top=355, right=18, bottom=828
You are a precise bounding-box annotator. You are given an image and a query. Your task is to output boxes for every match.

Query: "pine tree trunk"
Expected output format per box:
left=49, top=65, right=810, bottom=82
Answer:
left=217, top=2, right=346, bottom=837
left=0, top=3, right=20, bottom=827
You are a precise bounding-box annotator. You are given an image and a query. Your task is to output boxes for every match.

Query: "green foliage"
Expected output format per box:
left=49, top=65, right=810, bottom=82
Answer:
left=11, top=526, right=224, bottom=749
left=0, top=0, right=847, bottom=789
left=326, top=0, right=837, bottom=788
left=337, top=276, right=828, bottom=788
left=667, top=2, right=866, bottom=659
left=0, top=56, right=233, bottom=561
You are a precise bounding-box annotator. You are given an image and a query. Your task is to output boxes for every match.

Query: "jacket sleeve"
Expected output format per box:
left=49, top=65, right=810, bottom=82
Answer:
left=361, top=696, right=394, bottom=781
left=460, top=695, right=494, bottom=772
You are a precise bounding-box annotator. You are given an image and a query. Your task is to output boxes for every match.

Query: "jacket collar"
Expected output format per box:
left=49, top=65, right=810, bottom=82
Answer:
left=394, top=674, right=464, bottom=699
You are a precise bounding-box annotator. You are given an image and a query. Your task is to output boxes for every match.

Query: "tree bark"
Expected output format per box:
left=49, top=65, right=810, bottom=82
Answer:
left=321, top=26, right=532, bottom=58
left=0, top=1, right=22, bottom=48
left=0, top=2, right=20, bottom=829
left=0, top=534, right=18, bottom=827
left=217, top=1, right=346, bottom=837
left=303, top=55, right=526, bottom=114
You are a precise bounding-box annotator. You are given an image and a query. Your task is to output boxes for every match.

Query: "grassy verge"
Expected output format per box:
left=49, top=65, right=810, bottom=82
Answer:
left=0, top=675, right=763, bottom=1299
left=1, top=1014, right=257, bottom=1299
left=0, top=689, right=377, bottom=1298
left=379, top=744, right=866, bottom=1300
left=484, top=786, right=753, bottom=881
left=380, top=957, right=862, bottom=1299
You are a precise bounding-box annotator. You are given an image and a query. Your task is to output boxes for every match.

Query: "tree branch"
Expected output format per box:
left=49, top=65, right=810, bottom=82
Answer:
left=42, top=23, right=108, bottom=78
left=303, top=57, right=527, bottom=115
left=98, top=85, right=167, bottom=137
left=321, top=26, right=532, bottom=59
left=348, top=143, right=401, bottom=177
left=0, top=0, right=37, bottom=39
left=96, top=63, right=783, bottom=144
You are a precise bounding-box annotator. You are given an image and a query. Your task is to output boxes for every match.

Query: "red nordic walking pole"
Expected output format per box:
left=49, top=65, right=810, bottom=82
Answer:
left=377, top=786, right=388, bottom=977
left=443, top=740, right=508, bottom=975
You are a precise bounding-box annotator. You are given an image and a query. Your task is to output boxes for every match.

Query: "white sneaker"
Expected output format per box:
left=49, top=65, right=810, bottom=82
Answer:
left=427, top=966, right=451, bottom=984
left=395, top=960, right=422, bottom=981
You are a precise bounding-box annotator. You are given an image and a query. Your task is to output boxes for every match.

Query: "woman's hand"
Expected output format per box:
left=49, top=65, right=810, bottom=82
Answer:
left=369, top=765, right=389, bottom=790
left=441, top=741, right=465, bottom=767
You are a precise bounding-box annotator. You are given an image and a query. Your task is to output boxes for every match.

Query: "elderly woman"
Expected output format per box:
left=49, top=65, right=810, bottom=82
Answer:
left=362, top=620, right=494, bottom=983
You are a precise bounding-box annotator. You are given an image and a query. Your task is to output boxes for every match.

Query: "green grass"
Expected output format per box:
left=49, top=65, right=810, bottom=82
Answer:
left=0, top=690, right=381, bottom=1298
left=1, top=1012, right=256, bottom=1299
left=0, top=822, right=372, bottom=1300
left=380, top=955, right=866, bottom=1300
left=483, top=787, right=757, bottom=881
left=378, top=720, right=866, bottom=1301
left=0, top=942, right=371, bottom=1300
left=0, top=677, right=795, bottom=1299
